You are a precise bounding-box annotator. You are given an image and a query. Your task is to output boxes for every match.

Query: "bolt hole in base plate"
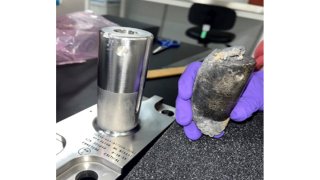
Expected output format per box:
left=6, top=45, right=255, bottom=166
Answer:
left=75, top=170, right=98, bottom=180
left=57, top=96, right=175, bottom=180
left=161, top=110, right=174, bottom=117
left=56, top=133, right=66, bottom=155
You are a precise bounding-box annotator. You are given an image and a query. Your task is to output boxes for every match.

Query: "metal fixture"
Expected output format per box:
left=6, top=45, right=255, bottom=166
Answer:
left=97, top=27, right=153, bottom=136
left=56, top=96, right=175, bottom=180
left=57, top=27, right=175, bottom=179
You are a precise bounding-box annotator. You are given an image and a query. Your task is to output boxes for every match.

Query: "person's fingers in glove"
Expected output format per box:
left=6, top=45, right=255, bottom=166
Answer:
left=177, top=61, right=202, bottom=100
left=175, top=61, right=202, bottom=126
left=183, top=121, right=202, bottom=141
left=175, top=98, right=193, bottom=126
left=230, top=70, right=264, bottom=122
left=175, top=62, right=202, bottom=140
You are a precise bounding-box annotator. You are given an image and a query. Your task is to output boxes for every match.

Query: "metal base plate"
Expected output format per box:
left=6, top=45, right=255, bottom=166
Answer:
left=56, top=96, right=175, bottom=180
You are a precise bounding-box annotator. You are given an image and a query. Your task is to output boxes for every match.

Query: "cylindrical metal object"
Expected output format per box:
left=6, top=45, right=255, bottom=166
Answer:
left=192, top=47, right=256, bottom=137
left=97, top=27, right=153, bottom=135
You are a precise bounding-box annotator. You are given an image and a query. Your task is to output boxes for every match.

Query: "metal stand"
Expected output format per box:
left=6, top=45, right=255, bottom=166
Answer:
left=56, top=96, right=175, bottom=180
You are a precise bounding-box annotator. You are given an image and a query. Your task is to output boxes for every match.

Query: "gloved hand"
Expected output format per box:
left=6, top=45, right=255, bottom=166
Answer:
left=175, top=53, right=264, bottom=141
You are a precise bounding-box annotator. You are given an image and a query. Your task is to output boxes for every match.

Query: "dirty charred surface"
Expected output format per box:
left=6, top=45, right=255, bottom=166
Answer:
left=192, top=47, right=255, bottom=137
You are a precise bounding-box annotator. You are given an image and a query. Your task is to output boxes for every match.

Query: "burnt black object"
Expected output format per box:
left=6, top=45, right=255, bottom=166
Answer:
left=192, top=47, right=256, bottom=137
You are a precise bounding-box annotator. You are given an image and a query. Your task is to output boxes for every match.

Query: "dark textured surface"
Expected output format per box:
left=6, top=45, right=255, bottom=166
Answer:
left=193, top=48, right=256, bottom=123
left=124, top=112, right=263, bottom=180
left=192, top=48, right=256, bottom=137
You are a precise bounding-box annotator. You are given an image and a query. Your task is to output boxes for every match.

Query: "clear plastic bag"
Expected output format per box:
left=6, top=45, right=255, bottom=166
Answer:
left=56, top=11, right=119, bottom=65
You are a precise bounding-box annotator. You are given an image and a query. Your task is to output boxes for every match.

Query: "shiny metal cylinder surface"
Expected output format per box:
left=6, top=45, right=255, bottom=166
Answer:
left=97, top=27, right=153, bottom=134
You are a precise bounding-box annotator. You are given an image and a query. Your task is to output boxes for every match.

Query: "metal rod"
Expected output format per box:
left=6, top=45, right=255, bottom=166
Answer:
left=97, top=27, right=153, bottom=135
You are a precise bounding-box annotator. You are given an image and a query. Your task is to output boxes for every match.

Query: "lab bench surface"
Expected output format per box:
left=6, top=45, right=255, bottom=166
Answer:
left=124, top=113, right=263, bottom=180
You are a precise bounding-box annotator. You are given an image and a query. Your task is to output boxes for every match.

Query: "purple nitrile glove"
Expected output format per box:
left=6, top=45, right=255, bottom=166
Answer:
left=175, top=61, right=264, bottom=141
left=230, top=69, right=264, bottom=122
